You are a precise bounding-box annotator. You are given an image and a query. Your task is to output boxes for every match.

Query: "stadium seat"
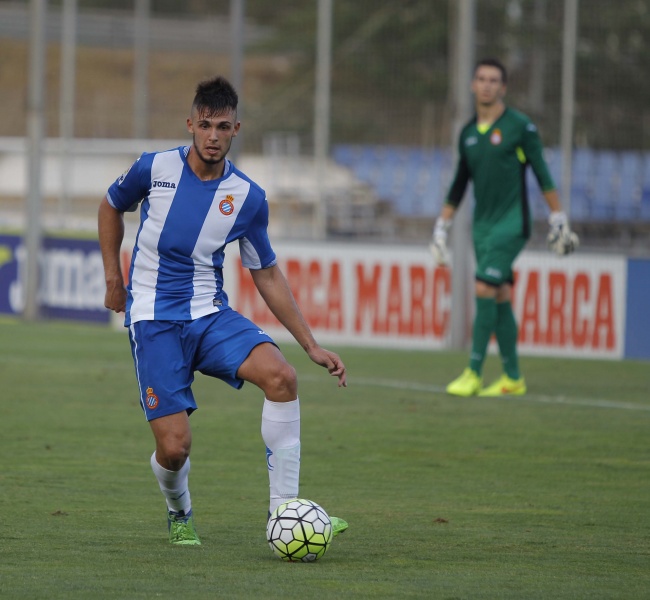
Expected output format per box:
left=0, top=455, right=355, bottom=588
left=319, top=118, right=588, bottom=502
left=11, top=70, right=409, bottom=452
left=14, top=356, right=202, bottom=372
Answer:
left=419, top=153, right=445, bottom=212
left=568, top=191, right=590, bottom=222
left=640, top=154, right=650, bottom=221
left=357, top=145, right=383, bottom=183
left=589, top=151, right=617, bottom=221
left=332, top=144, right=354, bottom=165
left=374, top=147, right=399, bottom=200
left=570, top=148, right=592, bottom=222
left=615, top=152, right=642, bottom=221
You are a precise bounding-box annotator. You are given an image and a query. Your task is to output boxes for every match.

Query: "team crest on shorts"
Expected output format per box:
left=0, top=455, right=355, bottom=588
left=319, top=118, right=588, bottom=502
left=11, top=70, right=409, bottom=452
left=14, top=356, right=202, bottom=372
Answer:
left=145, top=387, right=159, bottom=410
left=219, top=195, right=235, bottom=216
left=490, top=129, right=502, bottom=145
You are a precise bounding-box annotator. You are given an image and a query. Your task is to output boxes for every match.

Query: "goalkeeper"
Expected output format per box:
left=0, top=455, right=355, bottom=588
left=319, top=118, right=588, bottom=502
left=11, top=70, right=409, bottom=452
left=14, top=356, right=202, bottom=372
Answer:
left=430, top=58, right=578, bottom=397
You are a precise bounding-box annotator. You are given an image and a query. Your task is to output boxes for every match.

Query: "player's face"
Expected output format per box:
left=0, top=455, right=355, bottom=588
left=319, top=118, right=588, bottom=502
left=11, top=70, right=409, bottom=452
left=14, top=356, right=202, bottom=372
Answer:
left=471, top=66, right=506, bottom=107
left=187, top=108, right=240, bottom=167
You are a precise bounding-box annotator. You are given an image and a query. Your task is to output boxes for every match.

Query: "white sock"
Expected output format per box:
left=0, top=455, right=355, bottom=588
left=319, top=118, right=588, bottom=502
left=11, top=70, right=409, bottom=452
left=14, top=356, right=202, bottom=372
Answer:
left=261, top=398, right=300, bottom=515
left=150, top=452, right=192, bottom=515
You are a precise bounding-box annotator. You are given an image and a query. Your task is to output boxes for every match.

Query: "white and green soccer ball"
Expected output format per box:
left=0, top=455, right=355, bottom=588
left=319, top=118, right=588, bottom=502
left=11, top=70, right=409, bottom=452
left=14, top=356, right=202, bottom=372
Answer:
left=266, top=499, right=333, bottom=562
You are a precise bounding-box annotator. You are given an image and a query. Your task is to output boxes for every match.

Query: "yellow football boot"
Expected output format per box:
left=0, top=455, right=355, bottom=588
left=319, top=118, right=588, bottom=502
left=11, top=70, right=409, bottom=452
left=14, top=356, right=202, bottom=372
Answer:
left=478, top=374, right=527, bottom=397
left=446, top=368, right=482, bottom=397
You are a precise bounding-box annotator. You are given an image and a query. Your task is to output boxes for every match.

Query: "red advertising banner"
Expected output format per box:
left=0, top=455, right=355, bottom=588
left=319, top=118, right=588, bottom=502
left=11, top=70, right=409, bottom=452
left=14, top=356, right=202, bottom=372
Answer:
left=512, top=254, right=625, bottom=358
left=213, top=242, right=625, bottom=359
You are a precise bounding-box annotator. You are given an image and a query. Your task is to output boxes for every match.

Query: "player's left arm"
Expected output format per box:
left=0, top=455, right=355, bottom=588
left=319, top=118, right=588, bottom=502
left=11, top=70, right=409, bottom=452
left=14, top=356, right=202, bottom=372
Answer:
left=522, top=121, right=566, bottom=215
left=542, top=188, right=561, bottom=212
left=521, top=121, right=578, bottom=255
left=250, top=264, right=347, bottom=387
left=521, top=121, right=556, bottom=196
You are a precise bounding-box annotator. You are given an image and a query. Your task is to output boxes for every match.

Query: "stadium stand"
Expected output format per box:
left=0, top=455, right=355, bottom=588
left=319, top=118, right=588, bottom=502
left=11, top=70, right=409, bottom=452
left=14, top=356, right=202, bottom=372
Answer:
left=332, top=144, right=650, bottom=226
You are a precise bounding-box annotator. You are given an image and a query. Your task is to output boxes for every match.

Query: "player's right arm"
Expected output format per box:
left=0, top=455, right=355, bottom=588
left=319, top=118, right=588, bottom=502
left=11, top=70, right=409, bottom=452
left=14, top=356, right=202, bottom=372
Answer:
left=98, top=196, right=127, bottom=313
left=430, top=144, right=470, bottom=265
left=445, top=152, right=471, bottom=210
left=98, top=154, right=151, bottom=313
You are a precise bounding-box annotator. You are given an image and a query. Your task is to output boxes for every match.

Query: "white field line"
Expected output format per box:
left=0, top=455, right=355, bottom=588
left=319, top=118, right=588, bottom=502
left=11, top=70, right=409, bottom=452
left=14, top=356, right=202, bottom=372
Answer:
left=301, top=375, right=650, bottom=413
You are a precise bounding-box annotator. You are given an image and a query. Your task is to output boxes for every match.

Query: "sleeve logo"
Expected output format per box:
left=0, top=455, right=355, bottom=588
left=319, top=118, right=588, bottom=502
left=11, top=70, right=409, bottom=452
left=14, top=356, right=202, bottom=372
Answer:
left=118, top=157, right=140, bottom=184
left=118, top=165, right=132, bottom=185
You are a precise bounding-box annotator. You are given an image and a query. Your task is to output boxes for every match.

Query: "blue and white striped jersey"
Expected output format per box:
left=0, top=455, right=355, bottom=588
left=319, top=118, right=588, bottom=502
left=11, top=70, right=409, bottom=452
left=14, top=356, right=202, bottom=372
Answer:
left=106, top=146, right=276, bottom=325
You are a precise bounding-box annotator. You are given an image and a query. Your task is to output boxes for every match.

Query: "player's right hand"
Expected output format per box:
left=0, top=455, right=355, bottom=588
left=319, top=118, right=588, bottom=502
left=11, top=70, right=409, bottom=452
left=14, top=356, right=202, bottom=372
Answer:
left=104, top=275, right=127, bottom=313
left=430, top=217, right=451, bottom=266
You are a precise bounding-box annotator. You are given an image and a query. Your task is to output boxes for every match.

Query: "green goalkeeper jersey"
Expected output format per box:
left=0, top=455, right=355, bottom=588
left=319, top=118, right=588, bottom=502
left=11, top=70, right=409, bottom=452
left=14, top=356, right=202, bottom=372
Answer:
left=445, top=107, right=556, bottom=239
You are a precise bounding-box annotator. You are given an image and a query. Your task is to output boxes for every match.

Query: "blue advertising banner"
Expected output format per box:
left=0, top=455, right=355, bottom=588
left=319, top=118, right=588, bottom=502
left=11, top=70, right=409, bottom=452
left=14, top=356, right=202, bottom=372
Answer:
left=0, top=235, right=21, bottom=315
left=624, top=258, right=650, bottom=360
left=0, top=234, right=109, bottom=323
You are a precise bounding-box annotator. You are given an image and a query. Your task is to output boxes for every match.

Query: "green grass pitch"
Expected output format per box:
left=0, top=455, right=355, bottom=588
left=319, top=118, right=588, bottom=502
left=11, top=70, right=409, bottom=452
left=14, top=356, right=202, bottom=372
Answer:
left=0, top=319, right=648, bottom=599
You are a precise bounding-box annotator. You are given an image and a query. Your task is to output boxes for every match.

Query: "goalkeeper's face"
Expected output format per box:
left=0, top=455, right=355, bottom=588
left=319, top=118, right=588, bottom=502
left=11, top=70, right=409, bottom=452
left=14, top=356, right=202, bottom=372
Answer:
left=472, top=65, right=506, bottom=107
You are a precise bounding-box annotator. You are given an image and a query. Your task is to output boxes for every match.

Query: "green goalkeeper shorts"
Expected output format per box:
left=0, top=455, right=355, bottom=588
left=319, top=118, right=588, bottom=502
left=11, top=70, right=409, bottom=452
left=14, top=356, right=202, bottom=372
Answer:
left=473, top=229, right=527, bottom=287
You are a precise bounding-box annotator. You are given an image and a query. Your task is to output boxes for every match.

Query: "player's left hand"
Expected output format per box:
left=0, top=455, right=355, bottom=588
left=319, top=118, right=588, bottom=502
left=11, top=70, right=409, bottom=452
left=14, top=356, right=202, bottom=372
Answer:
left=547, top=211, right=579, bottom=256
left=308, top=347, right=347, bottom=387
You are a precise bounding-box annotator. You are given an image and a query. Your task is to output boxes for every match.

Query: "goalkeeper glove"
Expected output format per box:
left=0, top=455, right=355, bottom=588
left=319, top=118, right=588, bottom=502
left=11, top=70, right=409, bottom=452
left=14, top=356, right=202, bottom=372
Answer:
left=430, top=217, right=451, bottom=266
left=547, top=211, right=579, bottom=256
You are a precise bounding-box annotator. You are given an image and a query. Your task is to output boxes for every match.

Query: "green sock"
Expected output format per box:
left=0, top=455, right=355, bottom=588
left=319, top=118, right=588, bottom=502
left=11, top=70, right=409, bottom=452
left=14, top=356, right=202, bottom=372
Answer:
left=469, top=297, right=497, bottom=376
left=495, top=301, right=520, bottom=380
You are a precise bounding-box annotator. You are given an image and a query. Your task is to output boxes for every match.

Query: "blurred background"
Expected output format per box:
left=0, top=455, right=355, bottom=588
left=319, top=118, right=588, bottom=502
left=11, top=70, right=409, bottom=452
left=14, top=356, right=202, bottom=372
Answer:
left=1, top=0, right=648, bottom=250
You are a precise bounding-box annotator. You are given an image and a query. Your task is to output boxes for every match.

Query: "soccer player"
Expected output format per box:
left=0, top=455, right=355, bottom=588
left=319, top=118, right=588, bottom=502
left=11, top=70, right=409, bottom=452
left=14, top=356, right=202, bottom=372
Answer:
left=98, top=76, right=348, bottom=545
left=430, top=58, right=578, bottom=397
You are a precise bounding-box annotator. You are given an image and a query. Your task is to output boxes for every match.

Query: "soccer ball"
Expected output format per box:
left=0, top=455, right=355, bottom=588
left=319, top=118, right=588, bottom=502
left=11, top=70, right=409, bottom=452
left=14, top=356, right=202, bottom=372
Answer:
left=266, top=499, right=333, bottom=562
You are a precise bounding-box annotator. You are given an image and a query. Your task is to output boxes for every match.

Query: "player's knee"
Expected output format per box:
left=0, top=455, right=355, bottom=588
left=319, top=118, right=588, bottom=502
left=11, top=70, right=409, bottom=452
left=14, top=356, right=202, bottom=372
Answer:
left=266, top=362, right=298, bottom=401
left=496, top=284, right=512, bottom=303
left=156, top=437, right=191, bottom=470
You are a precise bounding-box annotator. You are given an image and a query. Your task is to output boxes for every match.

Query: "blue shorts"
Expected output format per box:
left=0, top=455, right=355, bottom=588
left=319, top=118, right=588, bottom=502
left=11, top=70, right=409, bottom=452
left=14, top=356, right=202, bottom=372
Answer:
left=128, top=308, right=276, bottom=421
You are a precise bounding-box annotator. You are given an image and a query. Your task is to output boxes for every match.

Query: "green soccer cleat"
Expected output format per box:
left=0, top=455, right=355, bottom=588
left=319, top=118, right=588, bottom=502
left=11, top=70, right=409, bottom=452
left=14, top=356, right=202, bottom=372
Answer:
left=478, top=374, right=527, bottom=397
left=330, top=516, right=349, bottom=537
left=168, top=510, right=201, bottom=546
left=446, top=368, right=482, bottom=397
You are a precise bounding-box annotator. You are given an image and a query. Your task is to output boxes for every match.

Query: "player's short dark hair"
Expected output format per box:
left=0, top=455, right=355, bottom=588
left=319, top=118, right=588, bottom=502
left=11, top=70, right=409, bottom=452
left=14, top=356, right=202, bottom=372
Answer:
left=474, top=58, right=507, bottom=84
left=192, top=76, right=239, bottom=118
